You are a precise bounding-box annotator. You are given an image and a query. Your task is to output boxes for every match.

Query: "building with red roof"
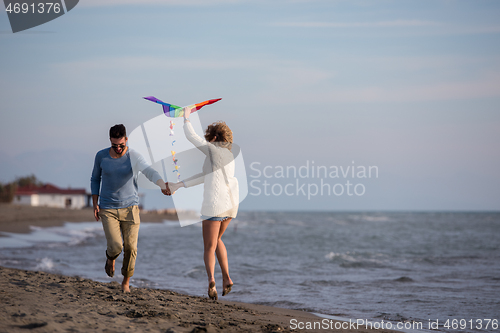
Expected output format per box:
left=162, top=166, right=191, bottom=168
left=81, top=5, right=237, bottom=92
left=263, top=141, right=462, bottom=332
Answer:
left=13, top=184, right=89, bottom=209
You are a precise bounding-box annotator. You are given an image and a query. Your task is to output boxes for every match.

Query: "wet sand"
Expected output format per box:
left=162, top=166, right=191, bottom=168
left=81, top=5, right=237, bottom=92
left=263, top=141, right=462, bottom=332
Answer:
left=0, top=266, right=401, bottom=333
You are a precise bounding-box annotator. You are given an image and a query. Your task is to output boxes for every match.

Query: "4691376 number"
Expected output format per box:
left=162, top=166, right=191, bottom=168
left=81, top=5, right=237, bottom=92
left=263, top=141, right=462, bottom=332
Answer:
left=444, top=319, right=498, bottom=330
left=5, top=2, right=61, bottom=14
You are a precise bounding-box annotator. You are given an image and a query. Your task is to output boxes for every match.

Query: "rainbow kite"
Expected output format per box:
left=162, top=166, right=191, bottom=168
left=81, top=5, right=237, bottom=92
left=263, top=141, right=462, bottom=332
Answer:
left=143, top=96, right=221, bottom=183
left=143, top=96, right=222, bottom=118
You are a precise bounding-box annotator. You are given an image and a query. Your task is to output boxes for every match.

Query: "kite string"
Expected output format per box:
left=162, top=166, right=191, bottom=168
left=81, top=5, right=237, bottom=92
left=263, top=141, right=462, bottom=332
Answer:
left=170, top=120, right=181, bottom=181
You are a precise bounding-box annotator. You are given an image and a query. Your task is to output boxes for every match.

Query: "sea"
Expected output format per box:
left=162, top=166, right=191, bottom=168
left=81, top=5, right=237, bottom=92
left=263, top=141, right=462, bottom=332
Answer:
left=0, top=211, right=499, bottom=333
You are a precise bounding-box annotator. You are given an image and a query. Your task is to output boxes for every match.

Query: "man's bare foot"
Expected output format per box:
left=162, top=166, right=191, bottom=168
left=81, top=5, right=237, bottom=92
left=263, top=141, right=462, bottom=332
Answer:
left=122, top=277, right=131, bottom=293
left=105, top=259, right=115, bottom=278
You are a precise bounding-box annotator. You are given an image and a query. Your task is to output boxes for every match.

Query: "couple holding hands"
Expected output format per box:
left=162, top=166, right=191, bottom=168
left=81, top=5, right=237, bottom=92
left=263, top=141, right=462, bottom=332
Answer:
left=91, top=106, right=238, bottom=300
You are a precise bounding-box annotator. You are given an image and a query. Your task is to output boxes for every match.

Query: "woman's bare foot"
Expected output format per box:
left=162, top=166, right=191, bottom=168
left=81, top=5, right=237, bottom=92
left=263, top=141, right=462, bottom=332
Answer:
left=208, top=280, right=217, bottom=300
left=222, top=277, right=233, bottom=296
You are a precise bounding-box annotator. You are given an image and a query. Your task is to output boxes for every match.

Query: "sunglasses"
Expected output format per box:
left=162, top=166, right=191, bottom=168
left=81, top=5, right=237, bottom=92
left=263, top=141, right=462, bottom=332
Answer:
left=111, top=144, right=126, bottom=149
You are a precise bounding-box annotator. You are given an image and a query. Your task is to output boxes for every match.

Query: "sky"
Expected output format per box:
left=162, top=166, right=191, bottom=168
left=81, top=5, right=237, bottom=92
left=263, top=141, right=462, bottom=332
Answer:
left=1, top=0, right=499, bottom=211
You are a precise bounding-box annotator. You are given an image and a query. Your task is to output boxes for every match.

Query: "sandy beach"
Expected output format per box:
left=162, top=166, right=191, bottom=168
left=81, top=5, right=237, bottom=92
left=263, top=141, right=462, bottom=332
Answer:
left=0, top=204, right=399, bottom=333
left=1, top=266, right=317, bottom=333
left=0, top=265, right=403, bottom=333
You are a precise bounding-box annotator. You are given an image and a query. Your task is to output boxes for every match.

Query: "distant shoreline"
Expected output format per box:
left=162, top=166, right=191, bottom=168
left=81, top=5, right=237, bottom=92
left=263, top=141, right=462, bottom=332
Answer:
left=0, top=204, right=179, bottom=234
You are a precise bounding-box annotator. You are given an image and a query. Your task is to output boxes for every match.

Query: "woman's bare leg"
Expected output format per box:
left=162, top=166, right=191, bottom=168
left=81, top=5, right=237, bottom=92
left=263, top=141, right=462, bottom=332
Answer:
left=215, top=218, right=233, bottom=290
left=202, top=218, right=233, bottom=296
left=202, top=220, right=220, bottom=287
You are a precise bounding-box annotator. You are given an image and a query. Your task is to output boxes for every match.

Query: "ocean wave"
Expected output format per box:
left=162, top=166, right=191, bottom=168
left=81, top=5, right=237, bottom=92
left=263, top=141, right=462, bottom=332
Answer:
left=347, top=214, right=393, bottom=222
left=299, top=279, right=353, bottom=287
left=35, top=257, right=55, bottom=271
left=0, top=222, right=102, bottom=249
left=32, top=222, right=102, bottom=246
left=0, top=258, right=25, bottom=266
left=131, top=278, right=159, bottom=289
left=162, top=221, right=182, bottom=227
left=255, top=300, right=309, bottom=310
left=184, top=266, right=205, bottom=279
left=394, top=276, right=414, bottom=282
left=324, top=251, right=390, bottom=268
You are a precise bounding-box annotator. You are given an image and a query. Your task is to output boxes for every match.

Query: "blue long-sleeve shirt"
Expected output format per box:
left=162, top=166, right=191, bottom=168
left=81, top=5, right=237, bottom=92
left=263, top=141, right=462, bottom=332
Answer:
left=91, top=148, right=162, bottom=209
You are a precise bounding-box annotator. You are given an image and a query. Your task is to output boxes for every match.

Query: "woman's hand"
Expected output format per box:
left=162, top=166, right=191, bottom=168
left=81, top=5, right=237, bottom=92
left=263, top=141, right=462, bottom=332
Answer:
left=183, top=106, right=193, bottom=119
left=167, top=182, right=184, bottom=194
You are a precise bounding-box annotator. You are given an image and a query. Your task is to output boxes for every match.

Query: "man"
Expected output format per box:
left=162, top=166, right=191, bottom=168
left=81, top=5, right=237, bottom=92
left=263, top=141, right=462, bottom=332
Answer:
left=91, top=124, right=169, bottom=292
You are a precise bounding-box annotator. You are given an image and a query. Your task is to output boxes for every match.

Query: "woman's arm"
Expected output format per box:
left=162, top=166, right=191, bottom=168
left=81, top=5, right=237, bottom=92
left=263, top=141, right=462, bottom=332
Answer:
left=184, top=120, right=210, bottom=156
left=182, top=171, right=205, bottom=188
left=183, top=106, right=211, bottom=156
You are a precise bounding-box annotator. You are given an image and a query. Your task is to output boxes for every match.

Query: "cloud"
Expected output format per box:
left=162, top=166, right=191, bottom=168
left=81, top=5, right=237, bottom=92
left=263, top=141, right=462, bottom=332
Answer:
left=49, top=56, right=260, bottom=87
left=448, top=25, right=500, bottom=35
left=52, top=56, right=263, bottom=73
left=244, top=53, right=500, bottom=104
left=271, top=20, right=500, bottom=35
left=51, top=53, right=500, bottom=105
left=258, top=69, right=500, bottom=104
left=271, top=20, right=441, bottom=28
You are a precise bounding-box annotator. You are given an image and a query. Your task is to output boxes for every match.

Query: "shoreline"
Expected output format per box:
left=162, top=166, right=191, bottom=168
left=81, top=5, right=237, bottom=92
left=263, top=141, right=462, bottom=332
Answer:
left=0, top=203, right=179, bottom=234
left=0, top=266, right=400, bottom=333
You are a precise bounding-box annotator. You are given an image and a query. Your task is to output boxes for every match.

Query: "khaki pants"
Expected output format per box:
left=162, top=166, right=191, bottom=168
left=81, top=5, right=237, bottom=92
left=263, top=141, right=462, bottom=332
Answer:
left=99, top=205, right=141, bottom=278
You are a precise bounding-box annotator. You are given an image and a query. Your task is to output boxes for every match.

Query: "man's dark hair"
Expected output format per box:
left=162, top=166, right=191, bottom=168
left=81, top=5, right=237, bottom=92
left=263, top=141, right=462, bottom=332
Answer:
left=109, top=124, right=126, bottom=139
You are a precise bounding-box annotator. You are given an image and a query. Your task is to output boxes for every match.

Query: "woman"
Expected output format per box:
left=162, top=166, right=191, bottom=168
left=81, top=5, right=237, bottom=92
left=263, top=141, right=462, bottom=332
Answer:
left=167, top=106, right=239, bottom=300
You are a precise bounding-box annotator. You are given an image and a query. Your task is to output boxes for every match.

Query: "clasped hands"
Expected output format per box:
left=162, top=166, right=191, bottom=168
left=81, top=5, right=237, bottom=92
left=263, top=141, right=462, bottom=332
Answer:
left=157, top=179, right=182, bottom=196
left=161, top=182, right=183, bottom=196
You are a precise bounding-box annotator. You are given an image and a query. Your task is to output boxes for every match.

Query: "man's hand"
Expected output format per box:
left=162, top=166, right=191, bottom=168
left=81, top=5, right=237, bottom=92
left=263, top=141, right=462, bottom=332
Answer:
left=162, top=182, right=171, bottom=196
left=93, top=205, right=100, bottom=221
left=156, top=178, right=170, bottom=195
left=92, top=194, right=100, bottom=221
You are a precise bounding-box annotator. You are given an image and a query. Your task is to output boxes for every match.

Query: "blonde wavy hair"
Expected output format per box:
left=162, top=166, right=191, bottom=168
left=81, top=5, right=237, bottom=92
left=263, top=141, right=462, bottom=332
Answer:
left=204, top=121, right=233, bottom=151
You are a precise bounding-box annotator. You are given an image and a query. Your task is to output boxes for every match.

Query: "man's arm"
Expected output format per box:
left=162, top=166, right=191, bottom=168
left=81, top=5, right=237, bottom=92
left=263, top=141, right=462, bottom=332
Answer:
left=92, top=194, right=100, bottom=221
left=90, top=152, right=102, bottom=221
left=129, top=149, right=168, bottom=194
left=156, top=178, right=169, bottom=194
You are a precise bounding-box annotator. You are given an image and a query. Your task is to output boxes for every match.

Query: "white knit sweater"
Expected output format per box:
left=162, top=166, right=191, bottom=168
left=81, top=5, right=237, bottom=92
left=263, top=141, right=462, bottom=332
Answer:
left=182, top=121, right=239, bottom=218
